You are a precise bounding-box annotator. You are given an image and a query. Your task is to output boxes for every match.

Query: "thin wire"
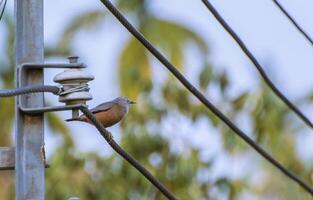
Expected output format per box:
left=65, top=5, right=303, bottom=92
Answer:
left=80, top=106, right=178, bottom=200
left=272, top=0, right=313, bottom=46
left=99, top=0, right=313, bottom=195
left=0, top=0, right=7, bottom=22
left=200, top=0, right=313, bottom=129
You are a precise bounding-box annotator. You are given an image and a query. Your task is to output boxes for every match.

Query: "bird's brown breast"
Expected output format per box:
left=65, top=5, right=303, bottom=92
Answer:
left=81, top=104, right=126, bottom=128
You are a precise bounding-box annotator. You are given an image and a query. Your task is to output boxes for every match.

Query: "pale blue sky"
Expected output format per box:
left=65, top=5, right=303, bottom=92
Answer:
left=43, top=0, right=313, bottom=155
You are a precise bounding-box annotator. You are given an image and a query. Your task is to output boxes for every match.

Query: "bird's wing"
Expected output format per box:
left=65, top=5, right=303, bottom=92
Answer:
left=89, top=101, right=115, bottom=114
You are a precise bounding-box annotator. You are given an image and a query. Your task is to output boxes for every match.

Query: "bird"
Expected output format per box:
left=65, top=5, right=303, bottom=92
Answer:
left=66, top=97, right=135, bottom=127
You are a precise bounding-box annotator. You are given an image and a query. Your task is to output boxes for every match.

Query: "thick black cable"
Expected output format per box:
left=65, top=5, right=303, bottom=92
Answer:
left=99, top=0, right=313, bottom=195
left=200, top=0, right=313, bottom=129
left=79, top=106, right=178, bottom=200
left=272, top=0, right=313, bottom=46
left=0, top=0, right=7, bottom=22
left=0, top=85, right=60, bottom=97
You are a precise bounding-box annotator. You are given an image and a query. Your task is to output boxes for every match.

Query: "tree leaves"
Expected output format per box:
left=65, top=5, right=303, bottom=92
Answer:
left=142, top=18, right=208, bottom=69
left=119, top=38, right=152, bottom=99
left=232, top=92, right=249, bottom=111
left=199, top=63, right=214, bottom=90
left=117, top=0, right=145, bottom=13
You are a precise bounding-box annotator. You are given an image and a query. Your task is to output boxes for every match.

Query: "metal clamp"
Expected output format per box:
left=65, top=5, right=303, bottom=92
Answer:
left=18, top=57, right=93, bottom=115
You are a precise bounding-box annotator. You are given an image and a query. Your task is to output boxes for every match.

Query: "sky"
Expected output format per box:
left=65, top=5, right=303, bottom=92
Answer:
left=43, top=0, right=313, bottom=158
left=1, top=0, right=313, bottom=198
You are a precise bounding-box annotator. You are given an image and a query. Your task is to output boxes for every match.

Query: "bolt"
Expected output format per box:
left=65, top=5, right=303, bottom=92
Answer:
left=68, top=56, right=81, bottom=117
left=68, top=56, right=79, bottom=63
left=72, top=108, right=80, bottom=119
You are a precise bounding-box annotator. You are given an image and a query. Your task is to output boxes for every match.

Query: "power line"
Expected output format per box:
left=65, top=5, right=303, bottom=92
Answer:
left=272, top=0, right=313, bottom=46
left=99, top=0, right=313, bottom=195
left=0, top=0, right=7, bottom=22
left=200, top=0, right=313, bottom=129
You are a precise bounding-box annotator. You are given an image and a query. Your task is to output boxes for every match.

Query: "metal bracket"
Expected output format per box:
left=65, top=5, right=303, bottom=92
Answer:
left=0, top=147, right=50, bottom=170
left=18, top=62, right=86, bottom=114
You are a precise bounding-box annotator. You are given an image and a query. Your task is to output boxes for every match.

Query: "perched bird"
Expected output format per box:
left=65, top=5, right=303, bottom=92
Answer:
left=66, top=97, right=135, bottom=127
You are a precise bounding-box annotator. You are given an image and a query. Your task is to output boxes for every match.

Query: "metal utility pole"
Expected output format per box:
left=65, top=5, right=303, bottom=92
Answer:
left=15, top=0, right=45, bottom=199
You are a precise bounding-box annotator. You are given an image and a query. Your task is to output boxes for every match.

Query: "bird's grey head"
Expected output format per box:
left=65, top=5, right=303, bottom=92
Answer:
left=114, top=97, right=135, bottom=107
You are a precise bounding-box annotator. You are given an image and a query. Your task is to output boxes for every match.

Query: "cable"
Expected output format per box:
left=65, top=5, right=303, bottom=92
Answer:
left=99, top=0, right=313, bottom=195
left=199, top=0, right=313, bottom=129
left=0, top=86, right=178, bottom=199
left=0, top=85, right=60, bottom=97
left=272, top=0, right=313, bottom=46
left=79, top=106, right=178, bottom=200
left=0, top=0, right=7, bottom=22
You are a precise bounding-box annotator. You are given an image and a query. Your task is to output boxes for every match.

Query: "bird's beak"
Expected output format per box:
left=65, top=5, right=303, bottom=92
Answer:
left=130, top=100, right=136, bottom=104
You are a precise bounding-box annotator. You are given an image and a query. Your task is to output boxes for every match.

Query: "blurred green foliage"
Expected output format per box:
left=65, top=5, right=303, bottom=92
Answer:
left=0, top=1, right=313, bottom=199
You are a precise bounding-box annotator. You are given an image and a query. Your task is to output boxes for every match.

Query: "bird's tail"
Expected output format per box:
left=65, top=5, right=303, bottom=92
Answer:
left=65, top=118, right=83, bottom=122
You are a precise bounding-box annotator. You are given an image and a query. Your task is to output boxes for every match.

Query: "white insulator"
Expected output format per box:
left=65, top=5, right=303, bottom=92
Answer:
left=53, top=68, right=94, bottom=105
left=53, top=69, right=94, bottom=84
